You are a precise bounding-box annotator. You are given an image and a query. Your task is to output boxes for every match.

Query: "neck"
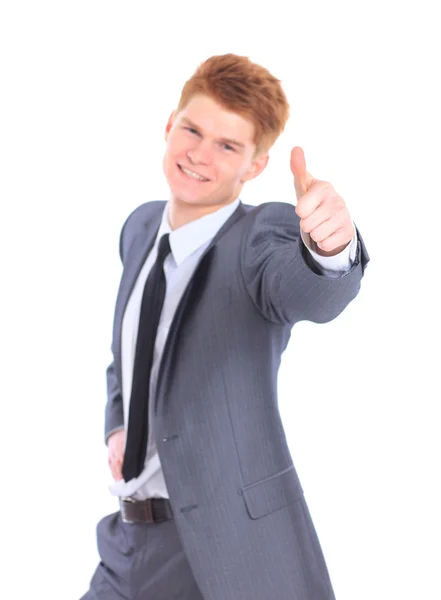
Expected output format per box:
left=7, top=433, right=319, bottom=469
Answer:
left=167, top=197, right=236, bottom=230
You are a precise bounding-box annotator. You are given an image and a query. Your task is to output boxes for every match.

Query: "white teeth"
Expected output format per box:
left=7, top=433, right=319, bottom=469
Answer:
left=180, top=166, right=208, bottom=181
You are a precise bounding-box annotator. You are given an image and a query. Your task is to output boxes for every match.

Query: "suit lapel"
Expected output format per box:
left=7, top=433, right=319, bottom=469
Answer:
left=113, top=205, right=164, bottom=384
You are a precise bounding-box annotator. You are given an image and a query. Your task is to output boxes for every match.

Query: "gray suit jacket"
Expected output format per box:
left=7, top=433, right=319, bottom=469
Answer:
left=105, top=199, right=369, bottom=600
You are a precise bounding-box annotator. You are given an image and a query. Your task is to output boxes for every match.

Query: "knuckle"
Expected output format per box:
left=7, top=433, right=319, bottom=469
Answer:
left=300, top=218, right=311, bottom=233
left=296, top=203, right=306, bottom=219
left=310, top=229, right=320, bottom=242
left=320, top=238, right=332, bottom=251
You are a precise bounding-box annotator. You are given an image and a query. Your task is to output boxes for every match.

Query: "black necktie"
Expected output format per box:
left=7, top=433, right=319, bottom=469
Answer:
left=122, top=233, right=171, bottom=482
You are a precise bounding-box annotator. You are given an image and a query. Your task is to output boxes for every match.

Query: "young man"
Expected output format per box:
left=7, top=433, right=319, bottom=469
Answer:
left=81, top=54, right=369, bottom=600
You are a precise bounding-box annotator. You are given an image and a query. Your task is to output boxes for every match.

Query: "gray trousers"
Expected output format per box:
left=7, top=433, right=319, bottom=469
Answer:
left=81, top=511, right=204, bottom=599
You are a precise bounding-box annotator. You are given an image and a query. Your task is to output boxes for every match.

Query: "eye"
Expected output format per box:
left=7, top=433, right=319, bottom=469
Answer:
left=184, top=126, right=200, bottom=135
left=221, top=143, right=235, bottom=152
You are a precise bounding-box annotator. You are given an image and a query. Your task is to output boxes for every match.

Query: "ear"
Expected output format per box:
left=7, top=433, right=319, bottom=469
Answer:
left=165, top=110, right=176, bottom=141
left=241, top=152, right=270, bottom=183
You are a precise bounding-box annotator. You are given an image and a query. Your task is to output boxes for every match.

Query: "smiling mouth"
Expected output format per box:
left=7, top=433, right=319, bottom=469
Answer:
left=178, top=164, right=210, bottom=182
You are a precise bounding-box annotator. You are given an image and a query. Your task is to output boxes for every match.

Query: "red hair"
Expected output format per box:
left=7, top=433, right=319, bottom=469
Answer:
left=176, top=54, right=290, bottom=155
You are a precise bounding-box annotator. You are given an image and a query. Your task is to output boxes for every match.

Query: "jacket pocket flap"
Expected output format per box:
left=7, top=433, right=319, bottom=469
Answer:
left=241, top=465, right=303, bottom=520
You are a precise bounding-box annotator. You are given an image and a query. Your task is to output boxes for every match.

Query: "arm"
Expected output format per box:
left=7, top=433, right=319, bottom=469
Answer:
left=240, top=202, right=369, bottom=325
left=104, top=360, right=124, bottom=445
left=105, top=360, right=125, bottom=481
left=241, top=146, right=369, bottom=324
left=103, top=210, right=132, bottom=445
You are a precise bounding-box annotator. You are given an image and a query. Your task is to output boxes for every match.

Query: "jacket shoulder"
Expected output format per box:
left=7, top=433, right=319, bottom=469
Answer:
left=119, top=200, right=166, bottom=260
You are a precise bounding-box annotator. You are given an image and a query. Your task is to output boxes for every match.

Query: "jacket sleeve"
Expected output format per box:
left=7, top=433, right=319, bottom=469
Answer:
left=240, top=202, right=370, bottom=325
left=103, top=213, right=131, bottom=445
left=104, top=361, right=124, bottom=444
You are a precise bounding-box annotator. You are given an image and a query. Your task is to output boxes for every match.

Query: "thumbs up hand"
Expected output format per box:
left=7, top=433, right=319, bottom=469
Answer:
left=290, top=147, right=355, bottom=256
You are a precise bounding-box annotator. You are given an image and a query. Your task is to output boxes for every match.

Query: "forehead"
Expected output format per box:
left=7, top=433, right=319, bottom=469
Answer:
left=176, top=94, right=255, bottom=145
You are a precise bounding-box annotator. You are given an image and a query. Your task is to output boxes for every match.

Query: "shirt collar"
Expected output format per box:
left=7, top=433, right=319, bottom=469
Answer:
left=155, top=198, right=241, bottom=266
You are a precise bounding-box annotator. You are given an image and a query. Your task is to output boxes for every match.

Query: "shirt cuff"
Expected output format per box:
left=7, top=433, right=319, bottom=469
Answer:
left=105, top=426, right=125, bottom=446
left=300, top=225, right=357, bottom=273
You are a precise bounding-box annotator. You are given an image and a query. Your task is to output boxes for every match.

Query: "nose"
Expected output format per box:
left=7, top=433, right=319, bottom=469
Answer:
left=187, top=139, right=213, bottom=166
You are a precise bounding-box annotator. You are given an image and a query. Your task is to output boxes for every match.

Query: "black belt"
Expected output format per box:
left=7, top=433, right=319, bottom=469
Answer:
left=120, top=497, right=174, bottom=524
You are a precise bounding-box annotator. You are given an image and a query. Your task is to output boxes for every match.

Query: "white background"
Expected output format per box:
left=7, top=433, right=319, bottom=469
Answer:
left=1, top=1, right=440, bottom=599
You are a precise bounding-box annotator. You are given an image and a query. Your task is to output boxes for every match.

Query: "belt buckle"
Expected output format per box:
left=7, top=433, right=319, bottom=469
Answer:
left=120, top=496, right=137, bottom=524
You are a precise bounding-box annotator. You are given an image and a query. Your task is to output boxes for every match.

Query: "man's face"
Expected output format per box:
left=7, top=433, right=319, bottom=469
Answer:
left=162, top=94, right=268, bottom=211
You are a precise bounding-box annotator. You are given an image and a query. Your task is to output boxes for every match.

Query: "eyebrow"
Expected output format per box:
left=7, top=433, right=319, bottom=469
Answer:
left=181, top=117, right=246, bottom=149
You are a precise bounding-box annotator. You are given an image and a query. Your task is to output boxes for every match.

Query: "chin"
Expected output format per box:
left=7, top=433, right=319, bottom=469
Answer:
left=167, top=178, right=207, bottom=206
left=173, top=193, right=209, bottom=207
